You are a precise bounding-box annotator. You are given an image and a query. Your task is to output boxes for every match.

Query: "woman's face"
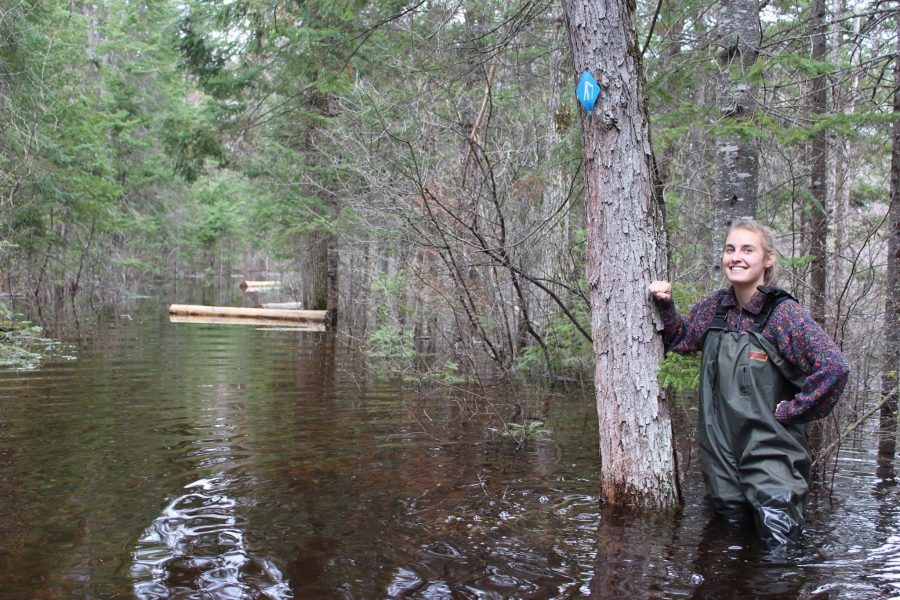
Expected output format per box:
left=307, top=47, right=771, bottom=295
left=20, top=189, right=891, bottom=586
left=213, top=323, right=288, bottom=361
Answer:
left=722, top=228, right=773, bottom=289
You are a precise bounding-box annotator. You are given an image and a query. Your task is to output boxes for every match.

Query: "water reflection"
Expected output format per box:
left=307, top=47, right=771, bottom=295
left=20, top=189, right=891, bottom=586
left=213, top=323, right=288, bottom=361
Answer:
left=132, top=476, right=292, bottom=599
left=586, top=446, right=900, bottom=600
left=0, top=291, right=898, bottom=598
left=870, top=441, right=900, bottom=599
left=868, top=534, right=900, bottom=594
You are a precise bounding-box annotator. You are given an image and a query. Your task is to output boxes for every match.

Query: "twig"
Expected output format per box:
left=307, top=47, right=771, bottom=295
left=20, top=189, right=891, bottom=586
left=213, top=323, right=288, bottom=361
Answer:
left=812, top=393, right=897, bottom=470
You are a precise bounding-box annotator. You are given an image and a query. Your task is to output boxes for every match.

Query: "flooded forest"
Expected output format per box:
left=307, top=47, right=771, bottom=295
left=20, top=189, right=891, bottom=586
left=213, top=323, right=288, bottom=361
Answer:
left=1, top=1, right=899, bottom=598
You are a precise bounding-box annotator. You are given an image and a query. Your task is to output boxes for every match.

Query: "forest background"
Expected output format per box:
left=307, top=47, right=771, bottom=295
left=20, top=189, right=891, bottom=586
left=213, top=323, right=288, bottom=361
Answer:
left=1, top=1, right=897, bottom=469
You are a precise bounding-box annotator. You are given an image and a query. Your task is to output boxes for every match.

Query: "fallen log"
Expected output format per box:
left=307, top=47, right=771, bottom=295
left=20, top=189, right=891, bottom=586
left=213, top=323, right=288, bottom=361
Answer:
left=239, top=280, right=281, bottom=291
left=168, top=304, right=327, bottom=323
left=169, top=315, right=326, bottom=331
left=254, top=301, right=304, bottom=310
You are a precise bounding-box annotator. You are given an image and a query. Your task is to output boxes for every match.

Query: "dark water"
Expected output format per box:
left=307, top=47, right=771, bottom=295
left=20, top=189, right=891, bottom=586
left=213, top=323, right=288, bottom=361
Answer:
left=0, top=290, right=897, bottom=599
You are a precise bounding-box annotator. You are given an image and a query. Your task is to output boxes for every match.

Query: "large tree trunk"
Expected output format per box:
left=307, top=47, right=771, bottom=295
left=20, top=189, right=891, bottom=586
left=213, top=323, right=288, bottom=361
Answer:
left=808, top=0, right=829, bottom=325
left=711, top=0, right=761, bottom=280
left=879, top=18, right=899, bottom=462
left=562, top=0, right=681, bottom=508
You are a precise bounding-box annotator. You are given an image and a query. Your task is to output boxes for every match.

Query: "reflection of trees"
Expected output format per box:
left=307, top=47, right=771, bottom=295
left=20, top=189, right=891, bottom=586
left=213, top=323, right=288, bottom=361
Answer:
left=865, top=532, right=900, bottom=598
left=686, top=519, right=805, bottom=599
left=877, top=416, right=897, bottom=483
left=870, top=426, right=899, bottom=597
left=587, top=468, right=808, bottom=599
left=131, top=314, right=307, bottom=598
left=132, top=476, right=291, bottom=598
left=589, top=507, right=687, bottom=599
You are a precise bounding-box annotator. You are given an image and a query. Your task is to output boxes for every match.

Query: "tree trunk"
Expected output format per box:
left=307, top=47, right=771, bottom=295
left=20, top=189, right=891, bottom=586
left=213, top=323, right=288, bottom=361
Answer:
left=828, top=5, right=860, bottom=345
left=540, top=12, right=573, bottom=300
left=326, top=233, right=339, bottom=327
left=808, top=0, right=829, bottom=325
left=300, top=229, right=329, bottom=311
left=300, top=89, right=340, bottom=319
left=711, top=0, right=761, bottom=280
left=562, top=0, right=681, bottom=508
left=879, top=17, right=899, bottom=462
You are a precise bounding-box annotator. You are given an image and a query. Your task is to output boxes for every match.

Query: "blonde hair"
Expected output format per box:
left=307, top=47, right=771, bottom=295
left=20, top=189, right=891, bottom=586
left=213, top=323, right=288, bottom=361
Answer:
left=726, top=219, right=778, bottom=284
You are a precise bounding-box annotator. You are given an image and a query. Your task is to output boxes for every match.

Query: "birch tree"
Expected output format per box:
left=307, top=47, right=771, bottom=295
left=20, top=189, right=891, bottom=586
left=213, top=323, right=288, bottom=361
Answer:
left=711, top=0, right=761, bottom=277
left=562, top=0, right=681, bottom=507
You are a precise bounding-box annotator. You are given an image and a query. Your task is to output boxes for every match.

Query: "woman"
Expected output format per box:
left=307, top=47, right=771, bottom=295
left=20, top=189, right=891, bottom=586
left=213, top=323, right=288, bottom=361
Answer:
left=650, top=219, right=850, bottom=543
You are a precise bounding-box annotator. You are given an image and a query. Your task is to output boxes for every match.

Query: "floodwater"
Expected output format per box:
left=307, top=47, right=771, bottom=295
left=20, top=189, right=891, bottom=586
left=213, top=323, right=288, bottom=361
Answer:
left=0, top=286, right=897, bottom=599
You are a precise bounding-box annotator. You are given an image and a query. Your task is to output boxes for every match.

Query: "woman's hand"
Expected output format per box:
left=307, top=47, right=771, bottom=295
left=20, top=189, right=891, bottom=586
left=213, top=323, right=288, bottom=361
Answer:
left=649, top=280, right=672, bottom=302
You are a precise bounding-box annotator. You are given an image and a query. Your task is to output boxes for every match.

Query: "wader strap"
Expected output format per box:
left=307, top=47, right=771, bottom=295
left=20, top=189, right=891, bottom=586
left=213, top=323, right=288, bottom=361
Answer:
left=750, top=288, right=796, bottom=334
left=710, top=299, right=729, bottom=331
left=704, top=298, right=730, bottom=397
left=703, top=287, right=796, bottom=340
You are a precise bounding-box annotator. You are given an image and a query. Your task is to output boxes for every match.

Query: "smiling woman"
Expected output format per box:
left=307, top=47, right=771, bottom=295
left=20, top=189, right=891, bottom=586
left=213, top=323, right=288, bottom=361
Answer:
left=649, top=218, right=850, bottom=543
left=721, top=222, right=777, bottom=306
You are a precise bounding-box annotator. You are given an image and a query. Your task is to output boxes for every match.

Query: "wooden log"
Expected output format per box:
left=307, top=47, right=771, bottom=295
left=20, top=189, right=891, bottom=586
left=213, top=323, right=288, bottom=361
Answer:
left=168, top=304, right=327, bottom=322
left=254, top=301, right=304, bottom=310
left=239, top=280, right=281, bottom=291
left=256, top=325, right=325, bottom=332
left=169, top=315, right=326, bottom=331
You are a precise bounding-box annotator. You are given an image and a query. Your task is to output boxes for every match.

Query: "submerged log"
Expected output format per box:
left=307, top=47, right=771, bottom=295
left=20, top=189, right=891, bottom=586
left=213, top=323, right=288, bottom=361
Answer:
left=239, top=280, right=281, bottom=291
left=255, top=301, right=304, bottom=310
left=168, top=304, right=327, bottom=323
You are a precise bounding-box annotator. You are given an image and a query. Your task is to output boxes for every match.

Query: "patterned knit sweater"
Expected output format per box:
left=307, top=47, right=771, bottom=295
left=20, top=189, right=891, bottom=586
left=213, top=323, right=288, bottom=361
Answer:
left=656, top=286, right=850, bottom=425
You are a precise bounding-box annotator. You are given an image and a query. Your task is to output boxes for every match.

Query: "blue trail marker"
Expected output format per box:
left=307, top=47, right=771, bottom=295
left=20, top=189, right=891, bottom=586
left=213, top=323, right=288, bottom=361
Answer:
left=577, top=70, right=600, bottom=113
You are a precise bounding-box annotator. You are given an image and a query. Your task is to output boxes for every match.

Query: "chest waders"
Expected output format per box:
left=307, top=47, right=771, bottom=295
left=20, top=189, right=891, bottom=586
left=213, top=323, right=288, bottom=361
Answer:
left=699, top=291, right=810, bottom=544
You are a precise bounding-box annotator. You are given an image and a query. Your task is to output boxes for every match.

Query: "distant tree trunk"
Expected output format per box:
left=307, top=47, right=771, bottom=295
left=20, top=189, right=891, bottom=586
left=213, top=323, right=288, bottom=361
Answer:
left=563, top=0, right=681, bottom=508
left=711, top=0, right=761, bottom=280
left=326, top=233, right=339, bottom=327
left=540, top=12, right=573, bottom=303
left=300, top=92, right=339, bottom=320
left=808, top=0, right=829, bottom=325
left=78, top=1, right=105, bottom=68
left=300, top=229, right=329, bottom=310
left=879, top=19, right=899, bottom=461
left=828, top=6, right=861, bottom=344
left=652, top=0, right=687, bottom=190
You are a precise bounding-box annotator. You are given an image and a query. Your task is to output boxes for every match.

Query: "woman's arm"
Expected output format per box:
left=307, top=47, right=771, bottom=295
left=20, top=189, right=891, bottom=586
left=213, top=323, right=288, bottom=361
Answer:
left=650, top=282, right=719, bottom=353
left=769, top=301, right=851, bottom=424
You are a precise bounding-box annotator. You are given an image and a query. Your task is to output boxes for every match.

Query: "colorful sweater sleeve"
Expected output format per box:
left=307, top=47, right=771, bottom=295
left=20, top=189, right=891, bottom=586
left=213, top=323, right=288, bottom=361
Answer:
left=655, top=291, right=722, bottom=354
left=768, top=301, right=851, bottom=424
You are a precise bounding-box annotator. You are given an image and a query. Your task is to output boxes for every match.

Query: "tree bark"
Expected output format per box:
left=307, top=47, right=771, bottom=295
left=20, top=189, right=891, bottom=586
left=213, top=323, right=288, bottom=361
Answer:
left=879, top=16, right=899, bottom=462
left=300, top=229, right=329, bottom=311
left=562, top=0, right=681, bottom=508
left=711, top=0, right=761, bottom=279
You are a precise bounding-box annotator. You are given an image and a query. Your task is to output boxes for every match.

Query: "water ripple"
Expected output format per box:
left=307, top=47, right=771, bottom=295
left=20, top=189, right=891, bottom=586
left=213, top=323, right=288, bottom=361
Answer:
left=132, top=476, right=292, bottom=599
